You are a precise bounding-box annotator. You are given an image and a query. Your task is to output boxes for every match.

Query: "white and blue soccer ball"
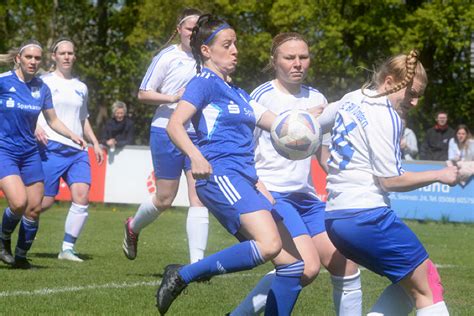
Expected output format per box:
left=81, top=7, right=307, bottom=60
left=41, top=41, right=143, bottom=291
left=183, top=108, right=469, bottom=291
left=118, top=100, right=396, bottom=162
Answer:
left=270, top=109, right=322, bottom=160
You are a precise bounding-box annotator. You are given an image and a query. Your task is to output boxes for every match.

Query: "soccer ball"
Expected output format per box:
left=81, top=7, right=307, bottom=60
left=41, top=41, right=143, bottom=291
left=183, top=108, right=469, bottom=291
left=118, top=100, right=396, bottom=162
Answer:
left=270, top=109, right=322, bottom=160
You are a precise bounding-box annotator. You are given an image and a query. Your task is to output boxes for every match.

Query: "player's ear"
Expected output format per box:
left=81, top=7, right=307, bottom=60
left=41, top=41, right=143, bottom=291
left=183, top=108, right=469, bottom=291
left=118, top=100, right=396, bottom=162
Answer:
left=201, top=44, right=211, bottom=59
left=383, top=75, right=395, bottom=91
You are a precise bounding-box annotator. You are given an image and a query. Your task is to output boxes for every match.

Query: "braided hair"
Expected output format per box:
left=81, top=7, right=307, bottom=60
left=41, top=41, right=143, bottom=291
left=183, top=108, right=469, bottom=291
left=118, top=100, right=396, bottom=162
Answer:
left=190, top=14, right=231, bottom=73
left=158, top=8, right=202, bottom=52
left=362, top=50, right=427, bottom=98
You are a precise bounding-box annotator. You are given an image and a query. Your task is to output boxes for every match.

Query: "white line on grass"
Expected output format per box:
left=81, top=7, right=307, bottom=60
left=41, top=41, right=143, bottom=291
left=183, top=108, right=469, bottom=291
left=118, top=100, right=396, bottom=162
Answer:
left=0, top=264, right=456, bottom=298
left=0, top=280, right=160, bottom=298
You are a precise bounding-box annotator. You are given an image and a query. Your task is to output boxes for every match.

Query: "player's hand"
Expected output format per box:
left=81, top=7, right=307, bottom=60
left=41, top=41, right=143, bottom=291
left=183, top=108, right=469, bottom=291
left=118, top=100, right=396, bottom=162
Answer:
left=307, top=104, right=325, bottom=118
left=71, top=134, right=87, bottom=149
left=35, top=125, right=48, bottom=145
left=93, top=143, right=104, bottom=165
left=190, top=154, right=213, bottom=179
left=172, top=87, right=186, bottom=103
left=438, top=165, right=459, bottom=186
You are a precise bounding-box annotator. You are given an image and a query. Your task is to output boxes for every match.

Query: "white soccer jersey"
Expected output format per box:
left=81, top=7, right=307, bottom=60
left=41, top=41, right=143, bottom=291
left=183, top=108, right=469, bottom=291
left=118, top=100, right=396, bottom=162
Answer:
left=252, top=81, right=327, bottom=194
left=139, top=44, right=196, bottom=132
left=37, top=72, right=88, bottom=150
left=326, top=89, right=405, bottom=211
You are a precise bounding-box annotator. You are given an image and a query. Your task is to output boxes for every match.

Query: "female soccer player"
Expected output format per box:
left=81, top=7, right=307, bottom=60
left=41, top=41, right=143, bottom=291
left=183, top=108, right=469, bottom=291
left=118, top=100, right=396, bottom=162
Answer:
left=34, top=38, right=104, bottom=262
left=325, top=50, right=458, bottom=315
left=122, top=8, right=210, bottom=264
left=0, top=40, right=85, bottom=269
left=230, top=32, right=362, bottom=316
left=156, top=15, right=305, bottom=315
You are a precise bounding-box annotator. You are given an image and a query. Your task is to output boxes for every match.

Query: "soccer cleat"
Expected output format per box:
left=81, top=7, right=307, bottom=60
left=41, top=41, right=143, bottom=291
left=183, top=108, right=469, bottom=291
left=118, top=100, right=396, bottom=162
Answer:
left=122, top=217, right=139, bottom=260
left=58, top=249, right=84, bottom=262
left=156, top=264, right=187, bottom=315
left=13, top=256, right=31, bottom=269
left=0, top=239, right=14, bottom=265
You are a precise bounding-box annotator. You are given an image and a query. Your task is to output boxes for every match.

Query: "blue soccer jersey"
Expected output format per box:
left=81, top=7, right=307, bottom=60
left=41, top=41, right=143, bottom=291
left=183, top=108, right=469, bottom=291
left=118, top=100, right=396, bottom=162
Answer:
left=182, top=68, right=267, bottom=180
left=0, top=71, right=53, bottom=155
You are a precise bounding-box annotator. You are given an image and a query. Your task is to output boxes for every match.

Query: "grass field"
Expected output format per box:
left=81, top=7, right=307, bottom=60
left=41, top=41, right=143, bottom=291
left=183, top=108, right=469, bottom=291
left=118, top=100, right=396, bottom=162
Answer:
left=0, top=201, right=473, bottom=315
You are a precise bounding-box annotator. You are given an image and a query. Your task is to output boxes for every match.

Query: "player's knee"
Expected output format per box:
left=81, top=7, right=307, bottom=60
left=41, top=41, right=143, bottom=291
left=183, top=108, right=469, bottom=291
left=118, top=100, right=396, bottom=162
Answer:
left=426, top=259, right=444, bottom=304
left=9, top=198, right=27, bottom=214
left=154, top=194, right=174, bottom=211
left=258, top=236, right=283, bottom=261
left=301, top=259, right=321, bottom=286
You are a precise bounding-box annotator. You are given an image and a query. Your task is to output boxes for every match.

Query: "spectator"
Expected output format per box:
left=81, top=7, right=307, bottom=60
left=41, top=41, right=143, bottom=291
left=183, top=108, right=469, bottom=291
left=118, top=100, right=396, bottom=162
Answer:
left=419, top=111, right=454, bottom=161
left=400, top=119, right=418, bottom=160
left=100, top=101, right=135, bottom=151
left=448, top=124, right=474, bottom=162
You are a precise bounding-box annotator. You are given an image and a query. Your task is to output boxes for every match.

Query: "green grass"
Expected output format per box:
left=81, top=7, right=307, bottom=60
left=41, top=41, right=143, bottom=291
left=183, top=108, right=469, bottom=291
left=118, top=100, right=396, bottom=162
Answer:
left=0, top=202, right=473, bottom=315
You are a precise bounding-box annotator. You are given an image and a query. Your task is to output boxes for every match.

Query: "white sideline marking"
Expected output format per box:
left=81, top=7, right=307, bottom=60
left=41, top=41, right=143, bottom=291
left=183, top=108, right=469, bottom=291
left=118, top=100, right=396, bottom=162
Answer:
left=0, top=264, right=456, bottom=298
left=0, top=280, right=160, bottom=298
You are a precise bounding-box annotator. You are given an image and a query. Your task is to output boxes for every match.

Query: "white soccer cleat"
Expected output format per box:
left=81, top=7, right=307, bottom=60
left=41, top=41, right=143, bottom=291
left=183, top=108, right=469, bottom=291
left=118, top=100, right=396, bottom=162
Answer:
left=58, top=249, right=84, bottom=262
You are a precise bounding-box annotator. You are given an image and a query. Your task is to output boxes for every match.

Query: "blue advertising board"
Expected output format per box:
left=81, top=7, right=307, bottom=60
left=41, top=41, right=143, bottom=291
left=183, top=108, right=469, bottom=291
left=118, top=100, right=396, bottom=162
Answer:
left=391, top=161, right=474, bottom=222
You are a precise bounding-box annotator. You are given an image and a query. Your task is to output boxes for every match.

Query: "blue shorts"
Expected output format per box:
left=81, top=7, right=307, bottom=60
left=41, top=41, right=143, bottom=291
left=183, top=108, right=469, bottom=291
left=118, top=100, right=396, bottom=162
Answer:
left=196, top=172, right=278, bottom=235
left=0, top=148, right=44, bottom=185
left=272, top=191, right=326, bottom=238
left=325, top=207, right=429, bottom=283
left=150, top=128, right=197, bottom=180
left=39, top=140, right=91, bottom=197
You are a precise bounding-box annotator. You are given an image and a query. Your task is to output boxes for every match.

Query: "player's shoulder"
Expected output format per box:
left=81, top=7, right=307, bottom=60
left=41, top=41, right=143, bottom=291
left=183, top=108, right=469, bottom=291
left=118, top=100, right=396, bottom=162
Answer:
left=0, top=70, right=13, bottom=79
left=152, top=45, right=179, bottom=62
left=250, top=81, right=274, bottom=102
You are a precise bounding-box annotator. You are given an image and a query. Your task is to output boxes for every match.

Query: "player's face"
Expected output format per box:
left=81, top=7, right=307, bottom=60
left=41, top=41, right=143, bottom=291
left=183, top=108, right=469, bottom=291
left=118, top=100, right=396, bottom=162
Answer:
left=205, top=28, right=238, bottom=76
left=274, top=40, right=310, bottom=85
left=436, top=113, right=448, bottom=126
left=456, top=128, right=467, bottom=143
left=178, top=16, right=198, bottom=51
left=388, top=77, right=425, bottom=119
left=114, top=108, right=126, bottom=122
left=53, top=42, right=76, bottom=72
left=16, top=46, right=42, bottom=79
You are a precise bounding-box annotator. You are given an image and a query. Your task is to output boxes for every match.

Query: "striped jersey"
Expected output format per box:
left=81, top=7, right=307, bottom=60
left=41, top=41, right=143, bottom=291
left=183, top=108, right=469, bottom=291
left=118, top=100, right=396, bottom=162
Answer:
left=139, top=44, right=196, bottom=132
left=326, top=89, right=404, bottom=211
left=37, top=72, right=89, bottom=150
left=182, top=68, right=267, bottom=180
left=0, top=70, right=53, bottom=155
left=252, top=80, right=327, bottom=194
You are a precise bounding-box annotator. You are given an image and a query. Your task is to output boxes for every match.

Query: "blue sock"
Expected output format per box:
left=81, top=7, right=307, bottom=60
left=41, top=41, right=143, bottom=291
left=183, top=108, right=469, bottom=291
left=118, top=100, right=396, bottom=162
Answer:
left=179, top=240, right=264, bottom=284
left=15, top=217, right=39, bottom=258
left=64, top=233, right=77, bottom=244
left=265, top=260, right=304, bottom=316
left=1, top=207, right=22, bottom=240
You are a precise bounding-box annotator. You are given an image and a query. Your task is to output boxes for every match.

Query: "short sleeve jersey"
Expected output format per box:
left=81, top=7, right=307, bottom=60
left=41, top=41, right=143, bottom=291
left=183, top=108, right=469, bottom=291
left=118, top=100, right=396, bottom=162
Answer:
left=181, top=68, right=267, bottom=181
left=0, top=71, right=53, bottom=155
left=326, top=89, right=404, bottom=211
left=252, top=81, right=327, bottom=194
left=37, top=72, right=88, bottom=150
left=139, top=45, right=196, bottom=132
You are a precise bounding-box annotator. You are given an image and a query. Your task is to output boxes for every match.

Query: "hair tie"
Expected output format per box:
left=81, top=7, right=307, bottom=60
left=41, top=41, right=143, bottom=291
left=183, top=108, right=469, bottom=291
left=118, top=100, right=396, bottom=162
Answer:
left=19, top=44, right=42, bottom=55
left=203, top=23, right=230, bottom=45
left=178, top=14, right=200, bottom=26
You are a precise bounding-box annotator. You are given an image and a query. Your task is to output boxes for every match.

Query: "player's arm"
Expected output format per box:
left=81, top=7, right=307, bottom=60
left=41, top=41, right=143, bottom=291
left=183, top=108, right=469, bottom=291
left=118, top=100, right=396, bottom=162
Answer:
left=83, top=118, right=104, bottom=164
left=42, top=108, right=86, bottom=148
left=378, top=168, right=458, bottom=192
left=167, top=100, right=212, bottom=179
left=137, top=87, right=185, bottom=106
left=316, top=101, right=339, bottom=134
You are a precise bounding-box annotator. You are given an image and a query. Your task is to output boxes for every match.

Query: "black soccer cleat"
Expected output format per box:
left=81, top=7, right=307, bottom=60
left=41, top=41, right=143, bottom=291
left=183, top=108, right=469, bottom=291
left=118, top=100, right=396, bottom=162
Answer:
left=0, top=238, right=14, bottom=265
left=156, top=264, right=187, bottom=315
left=12, top=256, right=31, bottom=270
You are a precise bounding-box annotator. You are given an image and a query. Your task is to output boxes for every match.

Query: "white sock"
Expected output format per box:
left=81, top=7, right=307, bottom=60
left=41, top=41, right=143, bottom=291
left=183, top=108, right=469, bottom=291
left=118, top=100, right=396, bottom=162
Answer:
left=368, top=283, right=414, bottom=316
left=416, top=301, right=449, bottom=316
left=63, top=202, right=88, bottom=251
left=331, top=269, right=362, bottom=316
left=230, top=270, right=275, bottom=316
left=186, top=206, right=209, bottom=263
left=130, top=195, right=160, bottom=233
